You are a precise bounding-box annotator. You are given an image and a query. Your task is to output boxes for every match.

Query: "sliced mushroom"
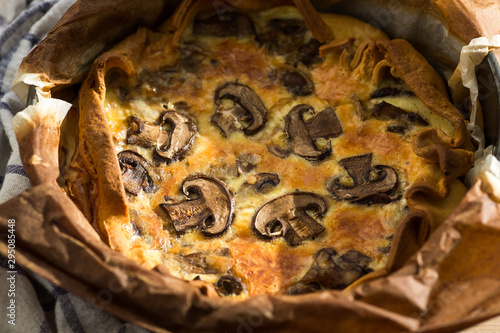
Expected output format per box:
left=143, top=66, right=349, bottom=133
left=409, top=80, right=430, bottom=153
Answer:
left=327, top=153, right=399, bottom=204
left=154, top=111, right=197, bottom=163
left=371, top=102, right=428, bottom=134
left=386, top=123, right=408, bottom=135
left=267, top=145, right=291, bottom=159
left=371, top=102, right=427, bottom=125
left=370, top=87, right=415, bottom=98
left=258, top=19, right=308, bottom=54
left=252, top=192, right=326, bottom=246
left=193, top=12, right=256, bottom=38
left=126, top=116, right=170, bottom=148
left=160, top=176, right=234, bottom=236
left=212, top=82, right=267, bottom=136
left=216, top=276, right=244, bottom=296
left=118, top=150, right=158, bottom=195
left=372, top=101, right=407, bottom=119
left=126, top=111, right=196, bottom=163
left=142, top=70, right=187, bottom=93
left=280, top=69, right=315, bottom=96
left=243, top=173, right=280, bottom=194
left=297, top=38, right=322, bottom=67
left=286, top=248, right=373, bottom=294
left=285, top=104, right=342, bottom=161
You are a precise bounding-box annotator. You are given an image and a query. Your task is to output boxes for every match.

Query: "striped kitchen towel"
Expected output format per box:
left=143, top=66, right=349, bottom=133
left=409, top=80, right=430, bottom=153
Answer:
left=0, top=1, right=147, bottom=332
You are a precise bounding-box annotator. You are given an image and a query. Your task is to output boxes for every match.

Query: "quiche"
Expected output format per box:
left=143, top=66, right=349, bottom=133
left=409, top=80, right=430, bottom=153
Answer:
left=60, top=0, right=474, bottom=299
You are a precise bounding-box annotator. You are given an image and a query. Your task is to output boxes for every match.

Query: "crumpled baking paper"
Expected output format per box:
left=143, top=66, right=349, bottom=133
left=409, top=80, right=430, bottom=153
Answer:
left=2, top=1, right=500, bottom=332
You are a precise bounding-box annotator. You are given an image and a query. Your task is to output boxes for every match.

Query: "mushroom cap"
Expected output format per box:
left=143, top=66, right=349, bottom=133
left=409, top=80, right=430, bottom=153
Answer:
left=162, top=175, right=234, bottom=236
left=252, top=192, right=327, bottom=245
left=213, top=82, right=267, bottom=136
left=126, top=116, right=171, bottom=148
left=117, top=150, right=158, bottom=195
left=125, top=111, right=196, bottom=164
left=154, top=110, right=197, bottom=163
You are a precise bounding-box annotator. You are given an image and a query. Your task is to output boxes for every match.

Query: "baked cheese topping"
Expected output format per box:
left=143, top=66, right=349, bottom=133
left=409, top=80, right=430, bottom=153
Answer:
left=101, top=6, right=447, bottom=298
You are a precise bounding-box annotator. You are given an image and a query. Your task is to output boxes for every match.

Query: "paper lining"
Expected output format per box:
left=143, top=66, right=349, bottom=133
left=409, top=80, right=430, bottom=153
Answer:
left=449, top=35, right=500, bottom=185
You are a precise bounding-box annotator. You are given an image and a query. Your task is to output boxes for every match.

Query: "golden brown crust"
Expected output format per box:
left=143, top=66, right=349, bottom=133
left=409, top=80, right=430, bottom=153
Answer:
left=78, top=53, right=135, bottom=251
left=373, top=39, right=474, bottom=230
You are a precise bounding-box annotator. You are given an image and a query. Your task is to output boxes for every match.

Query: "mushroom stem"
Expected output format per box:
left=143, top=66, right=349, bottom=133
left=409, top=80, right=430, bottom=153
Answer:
left=164, top=197, right=211, bottom=232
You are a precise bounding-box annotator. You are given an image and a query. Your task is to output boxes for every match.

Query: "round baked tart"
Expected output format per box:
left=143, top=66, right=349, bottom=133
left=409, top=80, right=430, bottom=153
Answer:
left=58, top=0, right=474, bottom=299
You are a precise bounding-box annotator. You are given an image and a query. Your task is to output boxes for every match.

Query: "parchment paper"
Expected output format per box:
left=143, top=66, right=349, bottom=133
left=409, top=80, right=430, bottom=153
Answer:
left=2, top=0, right=500, bottom=332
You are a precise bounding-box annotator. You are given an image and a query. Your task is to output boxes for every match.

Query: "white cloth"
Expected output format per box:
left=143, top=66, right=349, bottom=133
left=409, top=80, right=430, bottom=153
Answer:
left=0, top=1, right=147, bottom=332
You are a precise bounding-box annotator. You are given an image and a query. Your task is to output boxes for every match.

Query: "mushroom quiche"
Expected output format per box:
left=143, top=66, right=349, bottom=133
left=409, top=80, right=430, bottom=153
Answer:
left=62, top=0, right=474, bottom=298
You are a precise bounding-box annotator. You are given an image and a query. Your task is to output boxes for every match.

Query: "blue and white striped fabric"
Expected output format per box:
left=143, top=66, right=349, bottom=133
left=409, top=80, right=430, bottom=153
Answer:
left=0, top=1, right=147, bottom=332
